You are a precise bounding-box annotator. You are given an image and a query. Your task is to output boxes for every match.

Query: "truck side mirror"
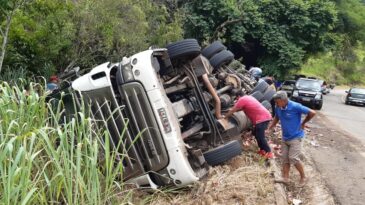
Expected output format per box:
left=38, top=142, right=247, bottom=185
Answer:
left=345, top=91, right=349, bottom=93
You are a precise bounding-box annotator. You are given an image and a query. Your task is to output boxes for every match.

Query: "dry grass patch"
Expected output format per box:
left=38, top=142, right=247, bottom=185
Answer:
left=132, top=147, right=276, bottom=205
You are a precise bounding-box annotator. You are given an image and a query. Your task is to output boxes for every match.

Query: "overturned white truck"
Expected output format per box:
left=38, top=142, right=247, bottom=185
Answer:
left=53, top=39, right=274, bottom=188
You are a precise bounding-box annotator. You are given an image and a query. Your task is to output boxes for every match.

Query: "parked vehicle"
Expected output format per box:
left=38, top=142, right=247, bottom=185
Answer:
left=279, top=80, right=296, bottom=97
left=48, top=39, right=274, bottom=189
left=345, top=88, right=365, bottom=106
left=291, top=78, right=323, bottom=110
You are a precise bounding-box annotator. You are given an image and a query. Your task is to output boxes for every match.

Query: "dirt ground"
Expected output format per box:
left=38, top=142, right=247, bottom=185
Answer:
left=304, top=113, right=365, bottom=205
left=272, top=136, right=336, bottom=205
left=128, top=132, right=277, bottom=205
left=127, top=113, right=362, bottom=205
left=265, top=122, right=336, bottom=205
left=135, top=140, right=276, bottom=205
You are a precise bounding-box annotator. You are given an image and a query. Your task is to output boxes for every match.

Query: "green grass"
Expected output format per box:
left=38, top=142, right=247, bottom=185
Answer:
left=299, top=53, right=339, bottom=81
left=0, top=81, right=130, bottom=204
left=300, top=45, right=365, bottom=86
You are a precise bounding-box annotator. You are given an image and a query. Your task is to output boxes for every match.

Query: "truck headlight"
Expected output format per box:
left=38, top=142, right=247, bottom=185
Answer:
left=315, top=93, right=321, bottom=100
left=292, top=90, right=299, bottom=97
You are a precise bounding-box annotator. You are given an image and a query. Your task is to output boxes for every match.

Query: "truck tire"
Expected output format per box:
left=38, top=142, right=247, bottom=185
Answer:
left=201, top=41, right=226, bottom=59
left=166, top=39, right=201, bottom=61
left=262, top=88, right=276, bottom=102
left=231, top=111, right=251, bottom=132
left=250, top=91, right=264, bottom=102
left=261, top=100, right=272, bottom=112
left=209, top=50, right=234, bottom=70
left=251, top=80, right=269, bottom=94
left=203, top=140, right=242, bottom=166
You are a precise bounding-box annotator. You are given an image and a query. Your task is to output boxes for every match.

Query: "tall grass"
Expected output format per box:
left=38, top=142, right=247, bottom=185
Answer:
left=0, top=68, right=33, bottom=83
left=0, top=81, right=129, bottom=204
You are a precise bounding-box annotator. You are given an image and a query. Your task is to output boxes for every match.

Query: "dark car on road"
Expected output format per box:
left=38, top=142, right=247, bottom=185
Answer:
left=291, top=78, right=323, bottom=110
left=345, top=88, right=365, bottom=106
left=280, top=80, right=296, bottom=97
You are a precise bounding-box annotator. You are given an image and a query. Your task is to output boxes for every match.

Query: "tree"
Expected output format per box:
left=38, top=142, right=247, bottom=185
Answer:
left=0, top=0, right=28, bottom=73
left=183, top=0, right=338, bottom=78
left=4, top=0, right=75, bottom=76
left=2, top=0, right=183, bottom=76
left=335, top=0, right=365, bottom=45
left=69, top=0, right=182, bottom=69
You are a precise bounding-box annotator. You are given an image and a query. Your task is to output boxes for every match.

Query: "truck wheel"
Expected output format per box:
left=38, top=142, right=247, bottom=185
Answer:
left=231, top=111, right=251, bottom=132
left=209, top=50, right=234, bottom=70
left=262, top=88, right=276, bottom=102
left=251, top=80, right=269, bottom=94
left=201, top=41, right=226, bottom=59
left=250, top=91, right=264, bottom=102
left=203, top=140, right=242, bottom=166
left=261, top=100, right=272, bottom=111
left=166, top=39, right=201, bottom=61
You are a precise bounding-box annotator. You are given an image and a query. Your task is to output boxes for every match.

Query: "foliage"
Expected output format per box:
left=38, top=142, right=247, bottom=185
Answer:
left=0, top=0, right=29, bottom=72
left=183, top=0, right=338, bottom=78
left=0, top=67, right=33, bottom=83
left=2, top=0, right=365, bottom=84
left=299, top=0, right=365, bottom=85
left=300, top=43, right=365, bottom=85
left=0, top=82, right=133, bottom=204
left=4, top=0, right=74, bottom=75
left=335, top=0, right=365, bottom=45
left=1, top=0, right=183, bottom=77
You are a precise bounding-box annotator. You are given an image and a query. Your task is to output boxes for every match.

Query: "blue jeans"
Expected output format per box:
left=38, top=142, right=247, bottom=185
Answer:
left=254, top=121, right=271, bottom=153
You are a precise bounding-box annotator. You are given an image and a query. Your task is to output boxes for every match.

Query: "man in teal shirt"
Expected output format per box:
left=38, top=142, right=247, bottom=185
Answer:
left=269, top=91, right=316, bottom=187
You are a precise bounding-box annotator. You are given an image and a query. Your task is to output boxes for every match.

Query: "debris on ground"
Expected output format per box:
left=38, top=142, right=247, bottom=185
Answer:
left=268, top=124, right=336, bottom=205
left=147, top=156, right=274, bottom=204
left=126, top=122, right=336, bottom=205
left=292, top=198, right=303, bottom=205
left=130, top=133, right=276, bottom=205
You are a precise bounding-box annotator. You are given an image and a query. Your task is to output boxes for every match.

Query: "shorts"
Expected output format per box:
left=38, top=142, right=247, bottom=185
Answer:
left=281, top=138, right=303, bottom=164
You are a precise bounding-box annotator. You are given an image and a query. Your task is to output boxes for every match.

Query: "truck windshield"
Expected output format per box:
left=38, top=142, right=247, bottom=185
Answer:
left=296, top=80, right=321, bottom=91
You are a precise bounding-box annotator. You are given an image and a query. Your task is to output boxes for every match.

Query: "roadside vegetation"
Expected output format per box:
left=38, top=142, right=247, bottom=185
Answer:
left=0, top=81, right=130, bottom=204
left=1, top=0, right=365, bottom=83
left=300, top=0, right=365, bottom=85
left=300, top=43, right=365, bottom=85
left=1, top=0, right=365, bottom=204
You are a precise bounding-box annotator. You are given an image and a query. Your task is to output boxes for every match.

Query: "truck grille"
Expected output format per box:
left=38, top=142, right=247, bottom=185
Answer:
left=118, top=82, right=168, bottom=171
left=81, top=82, right=168, bottom=180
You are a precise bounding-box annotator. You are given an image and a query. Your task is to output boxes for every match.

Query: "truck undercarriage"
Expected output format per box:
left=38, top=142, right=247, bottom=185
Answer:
left=49, top=39, right=274, bottom=188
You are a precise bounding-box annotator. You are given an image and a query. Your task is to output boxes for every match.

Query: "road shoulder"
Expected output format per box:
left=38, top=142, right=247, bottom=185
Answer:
left=269, top=123, right=336, bottom=205
left=304, top=113, right=365, bottom=205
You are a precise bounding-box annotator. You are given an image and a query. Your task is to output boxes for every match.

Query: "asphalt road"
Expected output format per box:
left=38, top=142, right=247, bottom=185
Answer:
left=306, top=88, right=365, bottom=205
left=320, top=88, right=365, bottom=142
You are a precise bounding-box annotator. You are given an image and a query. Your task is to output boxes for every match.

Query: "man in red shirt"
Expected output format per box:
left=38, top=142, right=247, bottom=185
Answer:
left=224, top=95, right=273, bottom=158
